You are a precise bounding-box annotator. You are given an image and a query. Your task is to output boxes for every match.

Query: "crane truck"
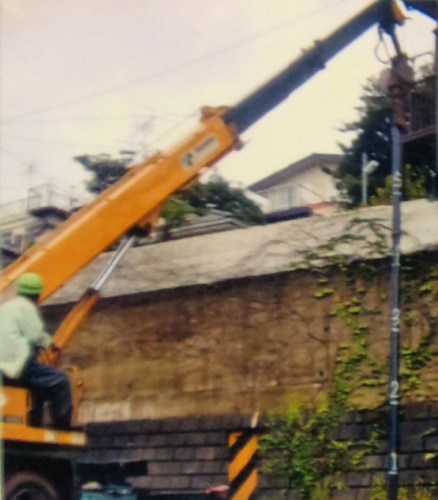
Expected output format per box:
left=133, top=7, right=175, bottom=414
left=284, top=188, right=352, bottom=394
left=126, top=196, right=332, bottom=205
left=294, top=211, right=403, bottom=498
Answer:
left=0, top=1, right=434, bottom=498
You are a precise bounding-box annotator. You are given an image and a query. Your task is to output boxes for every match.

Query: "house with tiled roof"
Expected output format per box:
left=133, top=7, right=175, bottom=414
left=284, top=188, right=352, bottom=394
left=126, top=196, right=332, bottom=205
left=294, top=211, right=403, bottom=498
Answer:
left=248, top=153, right=343, bottom=214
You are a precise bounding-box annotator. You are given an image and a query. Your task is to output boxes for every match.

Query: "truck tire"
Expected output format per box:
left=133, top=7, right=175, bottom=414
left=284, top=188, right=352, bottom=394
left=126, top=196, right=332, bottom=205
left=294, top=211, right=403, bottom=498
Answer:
left=5, top=471, right=59, bottom=500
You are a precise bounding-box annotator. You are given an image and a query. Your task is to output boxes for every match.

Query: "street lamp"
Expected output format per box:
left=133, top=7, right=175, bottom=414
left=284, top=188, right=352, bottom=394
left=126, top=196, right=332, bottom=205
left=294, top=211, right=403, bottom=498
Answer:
left=361, top=153, right=380, bottom=205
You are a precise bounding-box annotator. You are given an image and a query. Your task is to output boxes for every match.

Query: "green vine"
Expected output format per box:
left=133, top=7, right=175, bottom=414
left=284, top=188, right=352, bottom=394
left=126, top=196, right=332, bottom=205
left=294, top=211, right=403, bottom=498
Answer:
left=261, top=217, right=438, bottom=499
left=261, top=218, right=388, bottom=499
left=370, top=475, right=435, bottom=499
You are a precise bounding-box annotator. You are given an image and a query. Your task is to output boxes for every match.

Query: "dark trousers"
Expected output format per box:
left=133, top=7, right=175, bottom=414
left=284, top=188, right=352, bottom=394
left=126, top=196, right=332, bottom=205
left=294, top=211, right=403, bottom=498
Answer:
left=20, top=358, right=73, bottom=429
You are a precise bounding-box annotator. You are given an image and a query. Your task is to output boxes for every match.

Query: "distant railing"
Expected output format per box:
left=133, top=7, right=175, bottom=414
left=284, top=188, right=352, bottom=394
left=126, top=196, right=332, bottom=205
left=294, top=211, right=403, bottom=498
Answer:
left=0, top=198, right=30, bottom=219
left=0, top=183, right=94, bottom=256
left=0, top=183, right=91, bottom=220
left=27, top=184, right=79, bottom=212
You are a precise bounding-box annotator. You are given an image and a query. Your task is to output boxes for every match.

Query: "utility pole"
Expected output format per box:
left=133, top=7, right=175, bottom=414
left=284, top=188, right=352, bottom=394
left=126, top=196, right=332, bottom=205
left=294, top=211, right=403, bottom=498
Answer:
left=386, top=53, right=413, bottom=500
left=387, top=124, right=402, bottom=500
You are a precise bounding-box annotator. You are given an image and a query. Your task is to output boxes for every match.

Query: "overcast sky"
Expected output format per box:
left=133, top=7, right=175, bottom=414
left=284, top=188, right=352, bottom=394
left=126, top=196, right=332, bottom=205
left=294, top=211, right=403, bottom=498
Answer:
left=0, top=0, right=435, bottom=204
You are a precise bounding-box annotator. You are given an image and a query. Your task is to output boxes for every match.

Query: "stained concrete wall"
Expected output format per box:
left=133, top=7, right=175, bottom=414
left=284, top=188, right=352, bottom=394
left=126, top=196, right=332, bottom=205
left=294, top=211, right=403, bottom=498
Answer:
left=42, top=199, right=438, bottom=424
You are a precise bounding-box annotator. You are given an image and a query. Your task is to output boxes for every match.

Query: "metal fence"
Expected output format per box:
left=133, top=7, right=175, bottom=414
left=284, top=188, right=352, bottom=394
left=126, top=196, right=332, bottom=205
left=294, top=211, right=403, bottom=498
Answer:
left=0, top=183, right=91, bottom=220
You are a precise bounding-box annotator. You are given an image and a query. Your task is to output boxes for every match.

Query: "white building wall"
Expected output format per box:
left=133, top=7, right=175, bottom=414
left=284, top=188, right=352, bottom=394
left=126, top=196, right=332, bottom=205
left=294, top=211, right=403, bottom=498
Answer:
left=258, top=165, right=339, bottom=212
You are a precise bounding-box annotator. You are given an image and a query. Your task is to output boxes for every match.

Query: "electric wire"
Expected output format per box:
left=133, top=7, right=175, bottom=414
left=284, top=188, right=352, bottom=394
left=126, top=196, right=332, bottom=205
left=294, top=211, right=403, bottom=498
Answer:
left=1, top=0, right=374, bottom=197
left=0, top=0, right=351, bottom=158
left=0, top=0, right=354, bottom=168
left=2, top=0, right=351, bottom=123
left=374, top=27, right=394, bottom=64
left=3, top=114, right=178, bottom=125
left=2, top=133, right=123, bottom=149
left=0, top=147, right=34, bottom=169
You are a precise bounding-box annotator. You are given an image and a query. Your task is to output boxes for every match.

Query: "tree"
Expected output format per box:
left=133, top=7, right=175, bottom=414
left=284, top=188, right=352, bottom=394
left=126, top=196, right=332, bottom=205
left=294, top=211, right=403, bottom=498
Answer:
left=74, top=152, right=134, bottom=194
left=335, top=78, right=393, bottom=207
left=181, top=176, right=265, bottom=225
left=335, top=71, right=435, bottom=207
left=370, top=164, right=428, bottom=206
left=74, top=154, right=265, bottom=227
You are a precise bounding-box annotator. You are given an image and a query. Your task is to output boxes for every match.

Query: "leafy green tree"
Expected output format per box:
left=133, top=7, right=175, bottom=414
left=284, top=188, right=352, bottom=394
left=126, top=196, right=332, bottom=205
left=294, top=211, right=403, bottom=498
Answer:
left=370, top=164, right=428, bottom=205
left=335, top=72, right=435, bottom=207
left=74, top=152, right=134, bottom=194
left=74, top=154, right=265, bottom=226
left=182, top=176, right=265, bottom=225
left=335, top=78, right=393, bottom=207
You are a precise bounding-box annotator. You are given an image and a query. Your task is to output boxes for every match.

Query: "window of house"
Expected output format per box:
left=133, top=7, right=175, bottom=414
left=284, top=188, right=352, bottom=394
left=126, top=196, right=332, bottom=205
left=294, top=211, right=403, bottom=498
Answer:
left=265, top=185, right=296, bottom=210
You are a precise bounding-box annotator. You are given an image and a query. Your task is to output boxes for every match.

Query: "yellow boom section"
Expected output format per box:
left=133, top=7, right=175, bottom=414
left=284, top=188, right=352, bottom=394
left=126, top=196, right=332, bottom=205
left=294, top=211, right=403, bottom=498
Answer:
left=0, top=112, right=236, bottom=302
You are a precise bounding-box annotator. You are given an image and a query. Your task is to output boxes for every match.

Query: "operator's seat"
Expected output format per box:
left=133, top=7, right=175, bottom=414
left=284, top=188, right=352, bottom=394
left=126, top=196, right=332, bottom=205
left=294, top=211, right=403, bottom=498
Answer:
left=1, top=372, right=45, bottom=427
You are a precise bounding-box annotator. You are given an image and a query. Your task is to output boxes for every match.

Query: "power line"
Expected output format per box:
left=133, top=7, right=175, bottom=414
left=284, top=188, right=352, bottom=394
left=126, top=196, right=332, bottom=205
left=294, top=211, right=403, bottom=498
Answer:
left=2, top=0, right=349, bottom=123
left=145, top=114, right=197, bottom=148
left=1, top=105, right=196, bottom=159
left=2, top=133, right=121, bottom=149
left=2, top=108, right=188, bottom=125
left=0, top=147, right=34, bottom=169
left=0, top=147, right=90, bottom=198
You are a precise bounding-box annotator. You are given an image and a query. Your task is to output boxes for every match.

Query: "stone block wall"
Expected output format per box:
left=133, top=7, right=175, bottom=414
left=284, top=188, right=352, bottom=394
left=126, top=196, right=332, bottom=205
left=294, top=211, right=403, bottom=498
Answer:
left=81, top=405, right=438, bottom=498
left=82, top=415, right=246, bottom=498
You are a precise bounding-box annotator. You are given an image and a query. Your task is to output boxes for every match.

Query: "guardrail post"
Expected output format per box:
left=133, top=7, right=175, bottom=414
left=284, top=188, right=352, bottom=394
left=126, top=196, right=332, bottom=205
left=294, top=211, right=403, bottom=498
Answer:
left=228, top=430, right=258, bottom=499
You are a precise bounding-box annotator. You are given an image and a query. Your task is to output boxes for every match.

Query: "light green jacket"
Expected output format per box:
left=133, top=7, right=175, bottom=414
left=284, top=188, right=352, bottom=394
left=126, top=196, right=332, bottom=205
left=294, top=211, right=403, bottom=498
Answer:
left=0, top=296, right=52, bottom=378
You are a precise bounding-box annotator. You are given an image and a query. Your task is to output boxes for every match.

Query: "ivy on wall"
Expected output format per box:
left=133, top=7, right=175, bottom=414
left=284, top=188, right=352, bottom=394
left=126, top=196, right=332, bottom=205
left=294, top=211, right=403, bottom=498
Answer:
left=260, top=217, right=438, bottom=499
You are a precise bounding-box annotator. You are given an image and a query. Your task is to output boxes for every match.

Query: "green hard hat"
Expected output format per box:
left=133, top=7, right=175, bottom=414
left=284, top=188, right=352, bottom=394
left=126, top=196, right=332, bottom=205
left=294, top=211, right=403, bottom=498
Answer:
left=15, top=272, right=44, bottom=296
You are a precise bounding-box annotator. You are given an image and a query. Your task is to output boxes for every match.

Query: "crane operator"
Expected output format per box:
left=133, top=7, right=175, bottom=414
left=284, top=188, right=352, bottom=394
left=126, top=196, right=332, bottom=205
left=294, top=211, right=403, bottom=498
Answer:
left=0, top=272, right=72, bottom=430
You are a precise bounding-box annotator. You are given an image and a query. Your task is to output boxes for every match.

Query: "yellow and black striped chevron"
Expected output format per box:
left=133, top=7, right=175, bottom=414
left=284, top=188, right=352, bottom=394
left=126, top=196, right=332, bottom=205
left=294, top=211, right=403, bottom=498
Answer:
left=228, top=430, right=258, bottom=499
